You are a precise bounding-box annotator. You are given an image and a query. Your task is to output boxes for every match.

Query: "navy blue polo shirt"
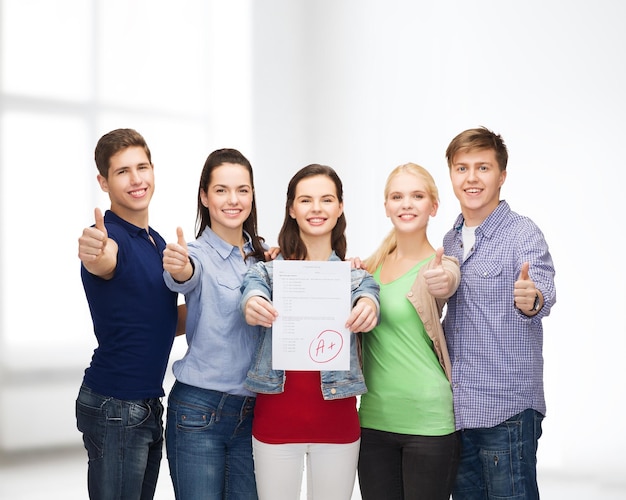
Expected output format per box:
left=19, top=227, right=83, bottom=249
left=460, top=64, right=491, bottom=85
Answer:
left=81, top=210, right=178, bottom=400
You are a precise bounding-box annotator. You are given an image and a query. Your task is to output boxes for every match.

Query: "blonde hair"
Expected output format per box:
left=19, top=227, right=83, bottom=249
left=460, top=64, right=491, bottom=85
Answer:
left=364, top=163, right=439, bottom=273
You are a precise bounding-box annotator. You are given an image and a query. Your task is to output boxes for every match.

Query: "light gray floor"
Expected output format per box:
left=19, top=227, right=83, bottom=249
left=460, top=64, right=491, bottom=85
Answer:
left=1, top=446, right=624, bottom=499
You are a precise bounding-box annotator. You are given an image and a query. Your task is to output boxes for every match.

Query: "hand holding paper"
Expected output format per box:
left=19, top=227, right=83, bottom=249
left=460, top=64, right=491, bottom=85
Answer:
left=244, top=296, right=278, bottom=328
left=345, top=297, right=377, bottom=333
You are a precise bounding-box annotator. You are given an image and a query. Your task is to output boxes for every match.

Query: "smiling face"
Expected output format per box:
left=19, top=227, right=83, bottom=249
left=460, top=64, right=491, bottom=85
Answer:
left=200, top=162, right=253, bottom=243
left=384, top=171, right=438, bottom=235
left=449, top=148, right=506, bottom=226
left=97, top=146, right=154, bottom=227
left=288, top=174, right=344, bottom=243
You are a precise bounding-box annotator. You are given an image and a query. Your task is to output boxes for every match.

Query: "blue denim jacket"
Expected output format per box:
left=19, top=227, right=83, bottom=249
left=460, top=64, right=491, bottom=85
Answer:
left=240, top=253, right=380, bottom=400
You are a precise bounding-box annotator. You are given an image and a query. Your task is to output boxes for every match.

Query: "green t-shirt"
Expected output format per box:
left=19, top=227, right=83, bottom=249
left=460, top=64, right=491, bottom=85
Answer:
left=358, top=257, right=455, bottom=435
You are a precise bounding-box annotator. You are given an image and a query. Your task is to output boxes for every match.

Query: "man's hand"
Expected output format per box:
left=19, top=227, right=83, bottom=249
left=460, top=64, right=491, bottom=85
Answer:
left=78, top=208, right=108, bottom=263
left=514, top=262, right=542, bottom=315
left=78, top=208, right=117, bottom=279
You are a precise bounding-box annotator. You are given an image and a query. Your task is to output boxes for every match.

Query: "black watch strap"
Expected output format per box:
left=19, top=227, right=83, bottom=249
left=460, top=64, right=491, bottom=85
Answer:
left=531, top=293, right=540, bottom=312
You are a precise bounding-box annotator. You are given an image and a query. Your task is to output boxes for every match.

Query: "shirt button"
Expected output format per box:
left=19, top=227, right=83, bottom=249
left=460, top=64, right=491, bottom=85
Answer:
left=407, top=291, right=413, bottom=297
left=330, top=388, right=337, bottom=395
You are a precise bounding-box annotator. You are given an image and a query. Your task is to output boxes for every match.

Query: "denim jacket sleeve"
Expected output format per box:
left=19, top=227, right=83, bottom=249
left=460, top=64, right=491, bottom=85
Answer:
left=240, top=260, right=274, bottom=312
left=350, top=267, right=381, bottom=322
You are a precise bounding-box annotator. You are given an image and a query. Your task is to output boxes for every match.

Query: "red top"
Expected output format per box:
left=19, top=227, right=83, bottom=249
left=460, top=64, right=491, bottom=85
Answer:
left=252, top=370, right=360, bottom=444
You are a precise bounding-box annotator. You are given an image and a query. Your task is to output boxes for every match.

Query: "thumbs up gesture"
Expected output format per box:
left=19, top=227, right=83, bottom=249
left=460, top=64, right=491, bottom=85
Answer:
left=163, top=227, right=193, bottom=282
left=78, top=208, right=108, bottom=262
left=514, top=262, right=541, bottom=314
left=78, top=208, right=118, bottom=278
left=424, top=247, right=452, bottom=297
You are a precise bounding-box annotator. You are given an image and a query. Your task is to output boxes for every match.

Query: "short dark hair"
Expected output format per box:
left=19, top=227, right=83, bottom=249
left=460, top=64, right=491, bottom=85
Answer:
left=94, top=128, right=152, bottom=178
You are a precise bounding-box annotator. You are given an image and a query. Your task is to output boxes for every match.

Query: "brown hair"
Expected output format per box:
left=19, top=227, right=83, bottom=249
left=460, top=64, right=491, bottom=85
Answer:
left=445, top=126, right=508, bottom=172
left=195, top=148, right=266, bottom=262
left=278, top=164, right=347, bottom=260
left=94, top=128, right=152, bottom=178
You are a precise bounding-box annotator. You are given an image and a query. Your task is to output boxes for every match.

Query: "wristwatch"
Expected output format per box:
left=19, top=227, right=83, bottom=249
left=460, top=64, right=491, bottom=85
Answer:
left=530, top=293, right=540, bottom=312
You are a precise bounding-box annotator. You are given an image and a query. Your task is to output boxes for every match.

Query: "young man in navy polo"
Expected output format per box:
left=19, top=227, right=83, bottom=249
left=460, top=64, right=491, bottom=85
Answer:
left=76, top=128, right=184, bottom=500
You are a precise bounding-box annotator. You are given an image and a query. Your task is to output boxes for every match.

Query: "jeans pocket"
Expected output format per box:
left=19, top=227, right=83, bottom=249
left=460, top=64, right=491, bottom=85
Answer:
left=479, top=419, right=522, bottom=498
left=174, top=404, right=216, bottom=432
left=76, top=398, right=107, bottom=460
left=126, top=401, right=152, bottom=428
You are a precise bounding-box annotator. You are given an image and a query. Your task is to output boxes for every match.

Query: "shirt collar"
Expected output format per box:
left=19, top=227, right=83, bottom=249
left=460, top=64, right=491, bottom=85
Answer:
left=104, top=209, right=150, bottom=238
left=200, top=226, right=254, bottom=260
left=453, top=200, right=511, bottom=239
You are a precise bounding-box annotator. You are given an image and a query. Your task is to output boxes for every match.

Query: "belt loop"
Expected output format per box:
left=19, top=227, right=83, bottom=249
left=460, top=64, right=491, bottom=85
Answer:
left=215, top=392, right=228, bottom=422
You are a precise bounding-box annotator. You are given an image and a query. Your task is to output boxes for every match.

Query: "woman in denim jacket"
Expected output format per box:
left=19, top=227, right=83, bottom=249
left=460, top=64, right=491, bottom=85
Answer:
left=240, top=164, right=379, bottom=500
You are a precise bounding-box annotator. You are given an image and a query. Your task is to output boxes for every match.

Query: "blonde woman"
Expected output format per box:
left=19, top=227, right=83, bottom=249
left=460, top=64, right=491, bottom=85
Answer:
left=358, top=163, right=461, bottom=500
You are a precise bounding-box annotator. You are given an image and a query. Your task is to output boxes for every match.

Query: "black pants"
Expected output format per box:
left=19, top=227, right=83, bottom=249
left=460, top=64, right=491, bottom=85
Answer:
left=358, top=427, right=461, bottom=500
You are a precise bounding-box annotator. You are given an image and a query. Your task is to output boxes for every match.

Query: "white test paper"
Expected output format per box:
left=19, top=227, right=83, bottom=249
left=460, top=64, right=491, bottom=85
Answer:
left=272, top=260, right=351, bottom=370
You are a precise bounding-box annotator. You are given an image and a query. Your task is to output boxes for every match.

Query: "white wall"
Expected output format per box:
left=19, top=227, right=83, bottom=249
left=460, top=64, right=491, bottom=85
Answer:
left=0, top=0, right=624, bottom=491
left=247, top=0, right=626, bottom=485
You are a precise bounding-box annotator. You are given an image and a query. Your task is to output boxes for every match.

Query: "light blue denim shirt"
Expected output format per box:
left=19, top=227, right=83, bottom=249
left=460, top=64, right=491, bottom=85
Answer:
left=163, top=227, right=264, bottom=397
left=240, top=252, right=380, bottom=400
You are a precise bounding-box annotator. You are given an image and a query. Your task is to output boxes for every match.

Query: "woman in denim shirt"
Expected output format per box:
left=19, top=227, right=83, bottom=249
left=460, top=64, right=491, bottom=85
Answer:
left=162, top=149, right=272, bottom=500
left=240, top=164, right=379, bottom=500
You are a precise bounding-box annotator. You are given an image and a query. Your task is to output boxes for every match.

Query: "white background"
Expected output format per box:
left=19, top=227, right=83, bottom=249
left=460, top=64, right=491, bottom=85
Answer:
left=0, top=0, right=624, bottom=497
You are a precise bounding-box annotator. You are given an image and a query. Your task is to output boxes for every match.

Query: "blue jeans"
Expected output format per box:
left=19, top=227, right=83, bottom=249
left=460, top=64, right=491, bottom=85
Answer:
left=453, top=409, right=544, bottom=500
left=75, top=384, right=164, bottom=500
left=166, top=381, right=258, bottom=500
left=358, top=427, right=461, bottom=500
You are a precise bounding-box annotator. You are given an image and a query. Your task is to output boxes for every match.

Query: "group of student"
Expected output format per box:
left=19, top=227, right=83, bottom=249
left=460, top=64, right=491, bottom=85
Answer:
left=75, top=126, right=556, bottom=500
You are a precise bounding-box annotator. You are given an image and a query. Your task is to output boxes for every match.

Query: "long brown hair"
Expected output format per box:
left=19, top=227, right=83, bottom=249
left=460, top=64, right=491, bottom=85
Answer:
left=195, top=148, right=266, bottom=262
left=278, top=164, right=347, bottom=260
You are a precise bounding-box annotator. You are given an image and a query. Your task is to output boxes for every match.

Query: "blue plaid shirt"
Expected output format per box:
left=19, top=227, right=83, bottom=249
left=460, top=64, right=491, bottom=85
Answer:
left=443, top=201, right=556, bottom=430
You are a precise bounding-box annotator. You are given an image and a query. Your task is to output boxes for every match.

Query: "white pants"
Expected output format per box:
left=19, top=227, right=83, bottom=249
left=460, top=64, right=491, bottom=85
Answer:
left=252, top=437, right=360, bottom=500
